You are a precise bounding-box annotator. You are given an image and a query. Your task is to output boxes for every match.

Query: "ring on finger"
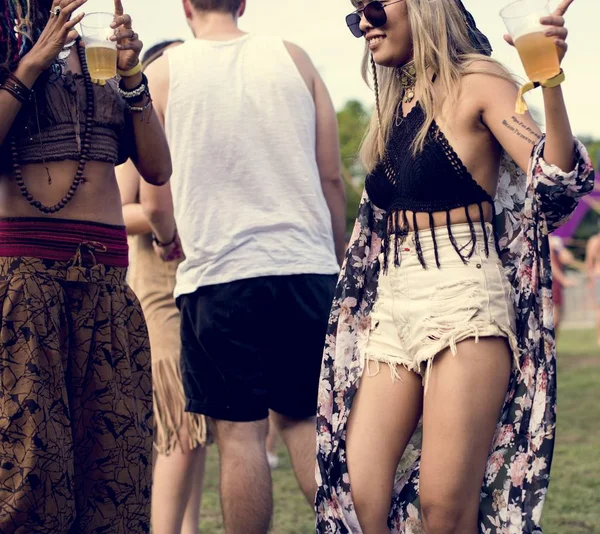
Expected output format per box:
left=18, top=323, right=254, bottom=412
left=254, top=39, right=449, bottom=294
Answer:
left=50, top=6, right=62, bottom=16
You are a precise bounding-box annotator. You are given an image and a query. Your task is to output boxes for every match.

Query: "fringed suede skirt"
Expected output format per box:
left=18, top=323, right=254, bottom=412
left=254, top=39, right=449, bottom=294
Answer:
left=128, top=233, right=210, bottom=455
left=0, top=218, right=152, bottom=534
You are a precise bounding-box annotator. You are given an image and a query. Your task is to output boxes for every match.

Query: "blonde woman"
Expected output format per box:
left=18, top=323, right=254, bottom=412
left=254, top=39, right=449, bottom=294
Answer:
left=116, top=40, right=210, bottom=534
left=316, top=0, right=594, bottom=533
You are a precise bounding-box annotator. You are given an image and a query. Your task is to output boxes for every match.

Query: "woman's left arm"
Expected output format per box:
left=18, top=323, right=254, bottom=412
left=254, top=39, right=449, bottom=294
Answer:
left=476, top=0, right=579, bottom=174
left=111, top=0, right=172, bottom=186
left=522, top=0, right=576, bottom=171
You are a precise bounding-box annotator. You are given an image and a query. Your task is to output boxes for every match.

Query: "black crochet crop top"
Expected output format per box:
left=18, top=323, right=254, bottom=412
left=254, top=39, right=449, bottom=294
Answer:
left=365, top=102, right=499, bottom=270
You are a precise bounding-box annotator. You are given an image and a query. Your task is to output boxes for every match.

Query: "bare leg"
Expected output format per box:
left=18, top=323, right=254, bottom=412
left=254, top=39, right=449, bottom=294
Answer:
left=553, top=303, right=562, bottom=340
left=152, top=427, right=207, bottom=534
left=266, top=411, right=280, bottom=469
left=270, top=412, right=318, bottom=504
left=346, top=364, right=423, bottom=534
left=214, top=419, right=272, bottom=534
left=420, top=338, right=511, bottom=534
left=595, top=308, right=600, bottom=347
left=181, top=445, right=207, bottom=534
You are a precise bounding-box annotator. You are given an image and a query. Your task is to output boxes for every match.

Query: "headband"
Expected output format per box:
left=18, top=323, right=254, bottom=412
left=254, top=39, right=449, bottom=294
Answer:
left=456, top=0, right=493, bottom=56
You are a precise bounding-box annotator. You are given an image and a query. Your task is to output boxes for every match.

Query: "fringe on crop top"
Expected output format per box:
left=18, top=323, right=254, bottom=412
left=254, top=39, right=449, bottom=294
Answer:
left=365, top=102, right=500, bottom=271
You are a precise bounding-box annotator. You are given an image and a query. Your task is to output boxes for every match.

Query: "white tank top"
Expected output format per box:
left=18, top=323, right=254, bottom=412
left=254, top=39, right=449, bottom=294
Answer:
left=165, top=35, right=339, bottom=298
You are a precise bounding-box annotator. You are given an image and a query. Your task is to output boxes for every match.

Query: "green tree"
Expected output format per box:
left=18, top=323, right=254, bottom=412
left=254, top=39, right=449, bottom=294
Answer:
left=337, top=100, right=370, bottom=233
left=581, top=136, right=600, bottom=170
left=338, top=100, right=370, bottom=173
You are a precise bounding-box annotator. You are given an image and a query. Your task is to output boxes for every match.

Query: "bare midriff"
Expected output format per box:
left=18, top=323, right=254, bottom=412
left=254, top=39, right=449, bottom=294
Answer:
left=0, top=160, right=125, bottom=225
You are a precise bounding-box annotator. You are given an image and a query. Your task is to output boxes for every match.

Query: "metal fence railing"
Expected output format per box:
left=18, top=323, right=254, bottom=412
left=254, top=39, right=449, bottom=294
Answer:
left=561, top=272, right=596, bottom=329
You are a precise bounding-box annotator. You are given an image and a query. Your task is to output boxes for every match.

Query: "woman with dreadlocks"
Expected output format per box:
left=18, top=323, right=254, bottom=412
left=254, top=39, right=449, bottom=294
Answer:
left=0, top=0, right=171, bottom=532
left=315, top=0, right=593, bottom=533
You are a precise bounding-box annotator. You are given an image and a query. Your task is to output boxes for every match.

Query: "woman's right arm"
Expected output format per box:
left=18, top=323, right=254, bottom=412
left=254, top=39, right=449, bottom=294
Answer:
left=0, top=60, right=42, bottom=147
left=115, top=159, right=152, bottom=236
left=0, top=0, right=86, bottom=147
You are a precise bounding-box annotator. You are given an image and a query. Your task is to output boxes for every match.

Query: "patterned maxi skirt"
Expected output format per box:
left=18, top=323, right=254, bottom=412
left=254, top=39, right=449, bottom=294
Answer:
left=0, top=218, right=152, bottom=534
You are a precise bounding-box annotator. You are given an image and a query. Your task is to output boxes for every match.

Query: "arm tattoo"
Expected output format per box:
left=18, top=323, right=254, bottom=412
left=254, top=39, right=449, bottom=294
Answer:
left=501, top=116, right=542, bottom=146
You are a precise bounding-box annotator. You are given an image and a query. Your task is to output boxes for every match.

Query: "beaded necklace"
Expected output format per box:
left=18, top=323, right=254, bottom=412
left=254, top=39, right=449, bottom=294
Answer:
left=10, top=42, right=95, bottom=214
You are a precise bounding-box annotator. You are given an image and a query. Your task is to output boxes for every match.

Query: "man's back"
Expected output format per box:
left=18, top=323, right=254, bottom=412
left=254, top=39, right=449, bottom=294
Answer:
left=139, top=4, right=345, bottom=532
left=165, top=35, right=339, bottom=297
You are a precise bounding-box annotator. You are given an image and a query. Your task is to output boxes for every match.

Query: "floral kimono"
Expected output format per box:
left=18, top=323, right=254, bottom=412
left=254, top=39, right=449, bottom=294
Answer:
left=315, top=137, right=594, bottom=534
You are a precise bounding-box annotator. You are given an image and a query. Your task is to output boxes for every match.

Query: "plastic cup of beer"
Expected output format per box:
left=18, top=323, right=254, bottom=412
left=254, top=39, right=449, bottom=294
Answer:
left=500, top=0, right=560, bottom=82
left=80, top=13, right=117, bottom=81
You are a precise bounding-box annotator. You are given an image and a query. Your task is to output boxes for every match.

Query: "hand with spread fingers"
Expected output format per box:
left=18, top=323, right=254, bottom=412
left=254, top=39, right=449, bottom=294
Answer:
left=22, top=0, right=88, bottom=72
left=109, top=0, right=143, bottom=72
left=504, top=0, right=575, bottom=63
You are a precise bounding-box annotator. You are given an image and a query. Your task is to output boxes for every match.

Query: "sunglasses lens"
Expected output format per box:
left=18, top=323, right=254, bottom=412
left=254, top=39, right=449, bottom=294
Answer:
left=345, top=13, right=364, bottom=38
left=365, top=1, right=387, bottom=28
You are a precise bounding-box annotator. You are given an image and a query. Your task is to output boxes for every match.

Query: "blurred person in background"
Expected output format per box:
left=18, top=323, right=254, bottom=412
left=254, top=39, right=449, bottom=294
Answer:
left=139, top=0, right=346, bottom=532
left=549, top=235, right=577, bottom=337
left=585, top=231, right=600, bottom=345
left=116, top=39, right=211, bottom=534
left=0, top=0, right=172, bottom=532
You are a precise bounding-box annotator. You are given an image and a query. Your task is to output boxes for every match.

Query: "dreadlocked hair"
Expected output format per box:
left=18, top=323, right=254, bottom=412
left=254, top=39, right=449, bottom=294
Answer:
left=1, top=0, right=48, bottom=82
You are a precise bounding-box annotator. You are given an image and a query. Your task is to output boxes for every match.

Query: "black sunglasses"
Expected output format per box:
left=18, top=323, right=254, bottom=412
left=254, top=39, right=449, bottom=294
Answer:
left=346, top=0, right=404, bottom=38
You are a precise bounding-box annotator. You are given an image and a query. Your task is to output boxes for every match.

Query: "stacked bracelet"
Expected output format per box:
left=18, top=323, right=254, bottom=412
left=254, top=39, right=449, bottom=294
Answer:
left=118, top=72, right=150, bottom=103
left=118, top=72, right=153, bottom=119
left=0, top=74, right=32, bottom=104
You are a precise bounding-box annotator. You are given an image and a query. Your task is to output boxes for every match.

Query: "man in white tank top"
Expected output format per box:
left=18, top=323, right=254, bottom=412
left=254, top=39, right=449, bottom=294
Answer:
left=141, top=0, right=346, bottom=531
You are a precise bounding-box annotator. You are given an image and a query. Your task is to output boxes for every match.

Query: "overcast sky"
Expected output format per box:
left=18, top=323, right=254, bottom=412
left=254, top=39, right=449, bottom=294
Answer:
left=80, top=0, right=599, bottom=138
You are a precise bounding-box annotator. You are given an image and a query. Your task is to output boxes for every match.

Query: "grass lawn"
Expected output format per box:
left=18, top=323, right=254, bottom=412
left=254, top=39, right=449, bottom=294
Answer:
left=542, top=329, right=600, bottom=534
left=199, top=329, right=600, bottom=533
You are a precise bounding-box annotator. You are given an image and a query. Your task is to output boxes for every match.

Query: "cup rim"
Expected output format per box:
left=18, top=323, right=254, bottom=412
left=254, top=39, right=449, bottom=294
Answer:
left=499, top=0, right=549, bottom=19
left=80, top=12, right=115, bottom=29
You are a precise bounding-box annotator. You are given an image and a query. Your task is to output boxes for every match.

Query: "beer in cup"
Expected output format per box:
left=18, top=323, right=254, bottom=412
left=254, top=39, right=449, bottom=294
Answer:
left=500, top=0, right=560, bottom=82
left=80, top=13, right=117, bottom=81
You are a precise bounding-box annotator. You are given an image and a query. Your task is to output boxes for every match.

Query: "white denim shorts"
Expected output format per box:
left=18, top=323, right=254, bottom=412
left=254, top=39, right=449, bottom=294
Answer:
left=364, top=223, right=519, bottom=391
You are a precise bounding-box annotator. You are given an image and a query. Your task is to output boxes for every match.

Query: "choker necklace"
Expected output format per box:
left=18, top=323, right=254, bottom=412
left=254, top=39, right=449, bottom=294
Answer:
left=397, top=60, right=417, bottom=104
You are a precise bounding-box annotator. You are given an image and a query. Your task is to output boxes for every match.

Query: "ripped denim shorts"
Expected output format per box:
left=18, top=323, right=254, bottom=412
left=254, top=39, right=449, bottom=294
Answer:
left=364, top=223, right=519, bottom=391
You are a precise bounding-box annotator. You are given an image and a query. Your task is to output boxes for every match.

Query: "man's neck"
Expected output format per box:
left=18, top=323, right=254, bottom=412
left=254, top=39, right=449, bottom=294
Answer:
left=189, top=11, right=245, bottom=41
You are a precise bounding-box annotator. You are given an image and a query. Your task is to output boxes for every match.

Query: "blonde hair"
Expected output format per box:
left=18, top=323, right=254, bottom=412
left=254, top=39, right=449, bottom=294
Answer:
left=358, top=0, right=516, bottom=172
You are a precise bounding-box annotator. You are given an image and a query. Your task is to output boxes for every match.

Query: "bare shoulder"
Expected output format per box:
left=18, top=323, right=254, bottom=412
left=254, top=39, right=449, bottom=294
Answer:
left=458, top=59, right=523, bottom=118
left=284, top=41, right=316, bottom=94
left=143, top=54, right=170, bottom=118
left=144, top=53, right=170, bottom=86
left=461, top=60, right=516, bottom=93
left=284, top=41, right=313, bottom=66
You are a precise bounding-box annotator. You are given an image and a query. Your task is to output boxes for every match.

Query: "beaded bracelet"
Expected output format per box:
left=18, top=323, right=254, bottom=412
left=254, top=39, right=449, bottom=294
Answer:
left=127, top=100, right=153, bottom=113
left=0, top=74, right=32, bottom=104
left=126, top=97, right=153, bottom=122
left=118, top=73, right=150, bottom=103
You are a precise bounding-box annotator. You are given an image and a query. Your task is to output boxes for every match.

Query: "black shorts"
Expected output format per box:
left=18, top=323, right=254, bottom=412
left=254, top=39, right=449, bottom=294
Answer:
left=178, top=273, right=337, bottom=422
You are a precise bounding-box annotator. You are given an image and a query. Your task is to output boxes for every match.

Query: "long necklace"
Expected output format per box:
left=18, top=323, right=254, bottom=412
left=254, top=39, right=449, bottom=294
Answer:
left=10, top=42, right=95, bottom=214
left=397, top=60, right=417, bottom=104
